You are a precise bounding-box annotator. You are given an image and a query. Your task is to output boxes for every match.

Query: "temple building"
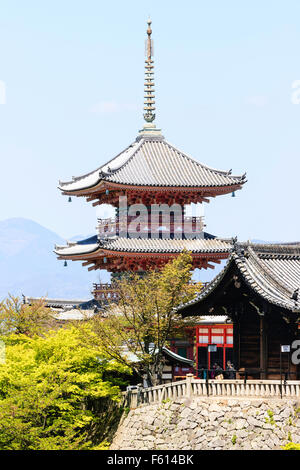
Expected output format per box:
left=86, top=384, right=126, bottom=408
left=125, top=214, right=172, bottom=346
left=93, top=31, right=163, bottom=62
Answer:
left=177, top=241, right=300, bottom=379
left=50, top=20, right=300, bottom=383
left=54, top=20, right=246, bottom=274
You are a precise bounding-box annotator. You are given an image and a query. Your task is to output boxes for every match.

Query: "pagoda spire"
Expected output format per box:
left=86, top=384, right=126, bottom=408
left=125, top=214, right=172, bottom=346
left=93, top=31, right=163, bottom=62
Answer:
left=143, top=18, right=155, bottom=123
left=139, top=18, right=162, bottom=138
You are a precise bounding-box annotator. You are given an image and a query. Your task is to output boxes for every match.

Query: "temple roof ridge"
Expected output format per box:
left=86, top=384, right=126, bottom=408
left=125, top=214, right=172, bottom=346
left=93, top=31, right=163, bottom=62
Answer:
left=239, top=240, right=300, bottom=257
left=163, top=139, right=246, bottom=180
left=178, top=239, right=300, bottom=314
left=236, top=245, right=294, bottom=299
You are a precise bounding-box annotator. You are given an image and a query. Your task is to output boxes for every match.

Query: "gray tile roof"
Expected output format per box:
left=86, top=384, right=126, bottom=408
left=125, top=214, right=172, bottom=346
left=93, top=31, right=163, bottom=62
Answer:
left=162, top=347, right=194, bottom=366
left=99, top=237, right=232, bottom=253
left=54, top=237, right=233, bottom=257
left=22, top=296, right=88, bottom=309
left=59, top=135, right=246, bottom=191
left=178, top=242, right=300, bottom=313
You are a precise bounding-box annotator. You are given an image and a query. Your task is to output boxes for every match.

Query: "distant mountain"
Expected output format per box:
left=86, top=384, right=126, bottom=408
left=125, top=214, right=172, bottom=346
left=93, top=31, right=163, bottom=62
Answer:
left=0, top=219, right=290, bottom=302
left=251, top=239, right=281, bottom=244
left=0, top=218, right=110, bottom=301
left=69, top=234, right=95, bottom=242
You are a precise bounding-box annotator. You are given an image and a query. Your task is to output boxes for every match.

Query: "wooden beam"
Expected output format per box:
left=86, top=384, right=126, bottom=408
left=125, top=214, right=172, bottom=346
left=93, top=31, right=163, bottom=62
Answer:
left=87, top=195, right=99, bottom=202
left=207, top=263, right=215, bottom=269
left=88, top=264, right=98, bottom=271
left=82, top=261, right=94, bottom=267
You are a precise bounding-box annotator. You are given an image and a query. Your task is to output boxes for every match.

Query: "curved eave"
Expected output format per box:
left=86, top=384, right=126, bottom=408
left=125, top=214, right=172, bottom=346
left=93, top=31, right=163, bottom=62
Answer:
left=54, top=239, right=233, bottom=260
left=100, top=247, right=231, bottom=255
left=162, top=347, right=194, bottom=366
left=59, top=180, right=245, bottom=197
left=55, top=247, right=231, bottom=260
left=58, top=179, right=106, bottom=195
left=58, top=139, right=144, bottom=193
left=54, top=243, right=100, bottom=259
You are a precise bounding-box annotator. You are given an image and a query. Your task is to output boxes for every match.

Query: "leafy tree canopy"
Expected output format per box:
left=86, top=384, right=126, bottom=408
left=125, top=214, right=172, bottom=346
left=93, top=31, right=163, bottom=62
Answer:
left=0, top=295, right=55, bottom=337
left=88, top=252, right=201, bottom=386
left=0, top=325, right=130, bottom=450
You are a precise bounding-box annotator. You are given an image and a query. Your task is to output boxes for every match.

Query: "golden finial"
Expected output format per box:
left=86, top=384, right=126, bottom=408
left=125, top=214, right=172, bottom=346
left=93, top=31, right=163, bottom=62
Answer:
left=143, top=18, right=155, bottom=123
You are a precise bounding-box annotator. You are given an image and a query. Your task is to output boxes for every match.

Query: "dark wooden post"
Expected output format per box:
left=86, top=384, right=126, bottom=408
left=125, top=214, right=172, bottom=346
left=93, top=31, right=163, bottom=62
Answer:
left=259, top=312, right=267, bottom=379
left=232, top=304, right=241, bottom=372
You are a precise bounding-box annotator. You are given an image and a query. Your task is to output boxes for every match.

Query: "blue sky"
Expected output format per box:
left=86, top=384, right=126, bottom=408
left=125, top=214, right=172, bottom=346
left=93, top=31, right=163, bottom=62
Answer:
left=0, top=0, right=300, bottom=243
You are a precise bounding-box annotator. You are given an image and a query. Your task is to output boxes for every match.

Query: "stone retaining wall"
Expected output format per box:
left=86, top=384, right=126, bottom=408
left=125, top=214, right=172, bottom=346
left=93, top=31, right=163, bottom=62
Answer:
left=111, top=397, right=300, bottom=450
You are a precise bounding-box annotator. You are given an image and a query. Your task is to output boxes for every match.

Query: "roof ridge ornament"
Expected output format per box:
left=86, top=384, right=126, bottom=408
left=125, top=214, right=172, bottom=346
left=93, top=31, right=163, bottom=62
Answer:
left=231, top=236, right=245, bottom=258
left=138, top=18, right=163, bottom=138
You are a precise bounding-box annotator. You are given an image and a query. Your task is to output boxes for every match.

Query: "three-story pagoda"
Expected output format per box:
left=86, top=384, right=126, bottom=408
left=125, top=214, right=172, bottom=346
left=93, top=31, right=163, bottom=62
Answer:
left=55, top=20, right=246, bottom=273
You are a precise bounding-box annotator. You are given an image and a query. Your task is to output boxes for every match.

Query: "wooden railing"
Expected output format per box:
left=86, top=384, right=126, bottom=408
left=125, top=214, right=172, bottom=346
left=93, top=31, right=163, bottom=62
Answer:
left=92, top=282, right=118, bottom=291
left=123, top=374, right=300, bottom=408
left=97, top=216, right=205, bottom=238
left=92, top=281, right=208, bottom=301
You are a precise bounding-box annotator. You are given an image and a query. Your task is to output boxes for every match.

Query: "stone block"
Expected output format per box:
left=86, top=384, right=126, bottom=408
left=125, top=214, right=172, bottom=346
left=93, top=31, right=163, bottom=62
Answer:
left=247, top=416, right=261, bottom=427
left=236, top=429, right=248, bottom=439
left=209, top=411, right=223, bottom=421
left=210, top=438, right=225, bottom=448
left=206, top=431, right=217, bottom=438
left=208, top=403, right=223, bottom=413
left=280, top=408, right=292, bottom=419
left=196, top=428, right=204, bottom=438
left=180, top=407, right=192, bottom=418
left=235, top=418, right=247, bottom=430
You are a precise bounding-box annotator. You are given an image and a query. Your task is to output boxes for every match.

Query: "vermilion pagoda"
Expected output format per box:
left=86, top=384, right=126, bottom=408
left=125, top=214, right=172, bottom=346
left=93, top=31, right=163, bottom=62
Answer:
left=55, top=20, right=246, bottom=273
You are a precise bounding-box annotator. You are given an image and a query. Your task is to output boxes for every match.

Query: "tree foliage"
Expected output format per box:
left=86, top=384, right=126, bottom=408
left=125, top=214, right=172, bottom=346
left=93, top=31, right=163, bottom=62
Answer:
left=282, top=442, right=300, bottom=450
left=88, top=252, right=201, bottom=386
left=0, top=325, right=130, bottom=450
left=0, top=295, right=54, bottom=337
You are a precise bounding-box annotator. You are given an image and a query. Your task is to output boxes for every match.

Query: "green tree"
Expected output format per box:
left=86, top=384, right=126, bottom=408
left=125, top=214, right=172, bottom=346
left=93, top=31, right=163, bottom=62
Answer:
left=0, top=325, right=130, bottom=450
left=88, top=252, right=201, bottom=386
left=0, top=295, right=54, bottom=337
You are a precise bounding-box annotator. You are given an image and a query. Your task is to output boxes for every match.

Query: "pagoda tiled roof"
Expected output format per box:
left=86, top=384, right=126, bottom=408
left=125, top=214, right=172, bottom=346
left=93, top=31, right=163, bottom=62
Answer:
left=58, top=135, right=246, bottom=192
left=22, top=296, right=88, bottom=309
left=54, top=236, right=233, bottom=257
left=178, top=242, right=300, bottom=313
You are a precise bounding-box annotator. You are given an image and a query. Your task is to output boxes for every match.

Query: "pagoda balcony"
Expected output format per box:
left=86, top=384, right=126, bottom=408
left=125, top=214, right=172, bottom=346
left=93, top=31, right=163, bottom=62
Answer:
left=97, top=215, right=205, bottom=239
left=92, top=282, right=120, bottom=301
left=92, top=280, right=209, bottom=302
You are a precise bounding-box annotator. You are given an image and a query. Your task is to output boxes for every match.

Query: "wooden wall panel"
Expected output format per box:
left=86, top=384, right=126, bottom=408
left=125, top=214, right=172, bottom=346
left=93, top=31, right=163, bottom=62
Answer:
left=239, top=307, right=260, bottom=370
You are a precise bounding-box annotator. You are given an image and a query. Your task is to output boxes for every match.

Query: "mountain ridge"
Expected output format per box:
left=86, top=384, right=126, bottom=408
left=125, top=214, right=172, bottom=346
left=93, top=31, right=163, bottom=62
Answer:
left=0, top=217, right=109, bottom=301
left=0, top=218, right=289, bottom=301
